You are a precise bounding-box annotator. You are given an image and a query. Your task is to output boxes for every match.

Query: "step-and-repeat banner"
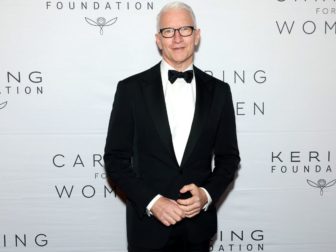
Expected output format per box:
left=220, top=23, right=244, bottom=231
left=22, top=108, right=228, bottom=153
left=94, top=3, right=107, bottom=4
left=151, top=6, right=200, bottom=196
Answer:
left=1, top=0, right=335, bottom=251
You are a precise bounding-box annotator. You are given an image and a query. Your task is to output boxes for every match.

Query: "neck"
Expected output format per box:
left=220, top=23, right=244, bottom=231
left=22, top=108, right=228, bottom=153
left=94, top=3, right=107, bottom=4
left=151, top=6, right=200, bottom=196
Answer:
left=163, top=58, right=193, bottom=72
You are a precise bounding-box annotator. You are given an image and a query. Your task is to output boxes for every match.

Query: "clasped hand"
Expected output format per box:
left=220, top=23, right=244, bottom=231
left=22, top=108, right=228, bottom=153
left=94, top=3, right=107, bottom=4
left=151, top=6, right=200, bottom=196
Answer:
left=150, top=183, right=208, bottom=227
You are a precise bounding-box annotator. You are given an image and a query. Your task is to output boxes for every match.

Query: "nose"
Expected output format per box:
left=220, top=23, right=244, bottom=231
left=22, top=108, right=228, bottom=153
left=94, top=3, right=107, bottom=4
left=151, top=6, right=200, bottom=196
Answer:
left=172, top=30, right=183, bottom=43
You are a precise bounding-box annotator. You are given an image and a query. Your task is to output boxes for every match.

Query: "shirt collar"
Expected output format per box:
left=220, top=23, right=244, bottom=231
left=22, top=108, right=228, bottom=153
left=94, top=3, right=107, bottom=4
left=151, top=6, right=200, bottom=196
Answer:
left=160, top=59, right=193, bottom=85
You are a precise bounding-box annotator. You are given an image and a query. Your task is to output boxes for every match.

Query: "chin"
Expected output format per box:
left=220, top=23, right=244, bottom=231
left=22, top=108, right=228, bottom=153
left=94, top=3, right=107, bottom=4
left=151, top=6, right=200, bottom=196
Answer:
left=171, top=55, right=189, bottom=63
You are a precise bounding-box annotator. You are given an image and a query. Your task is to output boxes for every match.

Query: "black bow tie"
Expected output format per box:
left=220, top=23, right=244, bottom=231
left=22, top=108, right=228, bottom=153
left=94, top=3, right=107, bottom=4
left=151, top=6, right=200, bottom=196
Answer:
left=168, top=70, right=193, bottom=84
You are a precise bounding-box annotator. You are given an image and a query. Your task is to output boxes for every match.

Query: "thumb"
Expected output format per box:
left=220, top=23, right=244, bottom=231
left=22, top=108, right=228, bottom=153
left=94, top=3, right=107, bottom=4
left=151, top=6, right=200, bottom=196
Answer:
left=179, top=183, right=194, bottom=193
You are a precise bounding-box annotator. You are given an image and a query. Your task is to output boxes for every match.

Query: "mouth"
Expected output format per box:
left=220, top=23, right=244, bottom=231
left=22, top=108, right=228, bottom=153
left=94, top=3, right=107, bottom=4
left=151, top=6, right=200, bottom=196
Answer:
left=172, top=47, right=185, bottom=51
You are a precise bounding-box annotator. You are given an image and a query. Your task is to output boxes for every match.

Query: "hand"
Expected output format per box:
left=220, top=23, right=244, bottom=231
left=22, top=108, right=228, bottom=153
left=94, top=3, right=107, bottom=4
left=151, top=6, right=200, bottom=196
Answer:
left=150, top=196, right=185, bottom=226
left=177, top=183, right=208, bottom=218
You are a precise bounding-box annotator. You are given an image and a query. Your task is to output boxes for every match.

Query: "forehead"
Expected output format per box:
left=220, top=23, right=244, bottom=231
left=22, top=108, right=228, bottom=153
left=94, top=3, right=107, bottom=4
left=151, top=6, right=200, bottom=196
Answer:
left=159, top=8, right=194, bottom=28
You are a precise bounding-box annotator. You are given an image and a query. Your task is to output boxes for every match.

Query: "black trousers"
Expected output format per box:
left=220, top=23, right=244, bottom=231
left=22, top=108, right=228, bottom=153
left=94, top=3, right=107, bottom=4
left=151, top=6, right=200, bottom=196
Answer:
left=128, top=221, right=210, bottom=252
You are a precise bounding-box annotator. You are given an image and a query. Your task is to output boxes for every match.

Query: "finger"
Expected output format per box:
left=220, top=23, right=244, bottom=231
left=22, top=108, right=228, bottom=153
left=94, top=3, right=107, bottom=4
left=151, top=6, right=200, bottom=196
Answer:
left=168, top=200, right=185, bottom=217
left=185, top=207, right=201, bottom=217
left=159, top=214, right=173, bottom=226
left=178, top=194, right=201, bottom=206
left=179, top=202, right=199, bottom=213
left=179, top=183, right=196, bottom=193
left=170, top=199, right=180, bottom=205
left=177, top=198, right=189, bottom=206
left=178, top=204, right=192, bottom=213
left=170, top=211, right=183, bottom=222
left=163, top=213, right=177, bottom=226
left=166, top=203, right=184, bottom=220
left=177, top=197, right=195, bottom=206
left=164, top=206, right=184, bottom=223
left=162, top=219, right=171, bottom=226
left=186, top=212, right=198, bottom=217
left=173, top=206, right=186, bottom=218
left=186, top=211, right=199, bottom=218
left=185, top=206, right=200, bottom=215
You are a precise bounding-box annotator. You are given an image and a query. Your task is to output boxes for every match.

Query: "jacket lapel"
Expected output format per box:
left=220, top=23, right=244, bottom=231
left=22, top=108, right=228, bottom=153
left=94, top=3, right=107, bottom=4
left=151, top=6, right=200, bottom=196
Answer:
left=180, top=66, right=214, bottom=168
left=141, top=63, right=179, bottom=166
left=141, top=63, right=214, bottom=168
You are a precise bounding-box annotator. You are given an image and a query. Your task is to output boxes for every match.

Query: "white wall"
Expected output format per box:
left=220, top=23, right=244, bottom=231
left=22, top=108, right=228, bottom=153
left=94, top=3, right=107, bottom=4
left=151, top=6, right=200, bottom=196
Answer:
left=1, top=0, right=335, bottom=251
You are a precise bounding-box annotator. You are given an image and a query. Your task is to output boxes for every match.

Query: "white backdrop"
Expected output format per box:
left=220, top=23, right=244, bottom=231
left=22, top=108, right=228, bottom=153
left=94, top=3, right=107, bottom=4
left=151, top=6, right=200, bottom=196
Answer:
left=1, top=0, right=336, bottom=251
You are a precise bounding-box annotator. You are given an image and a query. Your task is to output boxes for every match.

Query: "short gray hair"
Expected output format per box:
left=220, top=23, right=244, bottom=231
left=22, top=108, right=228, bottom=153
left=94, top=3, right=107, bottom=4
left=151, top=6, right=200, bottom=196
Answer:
left=156, top=2, right=197, bottom=32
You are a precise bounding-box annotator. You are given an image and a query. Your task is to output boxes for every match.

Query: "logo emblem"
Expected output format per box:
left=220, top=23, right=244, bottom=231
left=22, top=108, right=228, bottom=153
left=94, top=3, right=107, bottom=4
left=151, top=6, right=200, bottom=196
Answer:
left=85, top=17, right=118, bottom=35
left=307, top=179, right=336, bottom=196
left=0, top=101, right=8, bottom=110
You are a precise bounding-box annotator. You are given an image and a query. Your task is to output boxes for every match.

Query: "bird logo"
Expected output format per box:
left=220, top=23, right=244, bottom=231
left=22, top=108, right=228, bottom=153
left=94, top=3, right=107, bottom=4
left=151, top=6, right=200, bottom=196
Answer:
left=85, top=17, right=118, bottom=35
left=307, top=179, right=336, bottom=195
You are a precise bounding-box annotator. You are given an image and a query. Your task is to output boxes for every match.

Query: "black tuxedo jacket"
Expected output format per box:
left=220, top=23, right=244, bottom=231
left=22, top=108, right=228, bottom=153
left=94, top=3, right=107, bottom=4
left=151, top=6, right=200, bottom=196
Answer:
left=104, top=63, right=240, bottom=248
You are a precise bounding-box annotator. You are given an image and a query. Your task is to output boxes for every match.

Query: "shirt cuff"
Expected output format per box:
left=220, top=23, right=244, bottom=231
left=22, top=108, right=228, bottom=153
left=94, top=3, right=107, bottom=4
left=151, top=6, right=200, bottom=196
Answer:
left=146, top=194, right=162, bottom=216
left=200, top=187, right=212, bottom=211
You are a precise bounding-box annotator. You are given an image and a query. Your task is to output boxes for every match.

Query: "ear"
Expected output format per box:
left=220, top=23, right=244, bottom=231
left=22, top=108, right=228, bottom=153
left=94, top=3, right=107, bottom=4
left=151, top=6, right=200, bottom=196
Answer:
left=194, top=28, right=201, bottom=46
left=155, top=33, right=163, bottom=50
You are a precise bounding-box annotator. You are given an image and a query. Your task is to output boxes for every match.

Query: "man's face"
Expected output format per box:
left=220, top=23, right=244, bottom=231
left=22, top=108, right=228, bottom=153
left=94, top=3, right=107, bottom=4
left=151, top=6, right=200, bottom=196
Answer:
left=155, top=8, right=200, bottom=71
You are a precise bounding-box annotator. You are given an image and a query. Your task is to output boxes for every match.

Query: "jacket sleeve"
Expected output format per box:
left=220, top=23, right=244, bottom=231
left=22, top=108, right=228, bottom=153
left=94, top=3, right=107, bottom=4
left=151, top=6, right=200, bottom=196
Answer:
left=103, top=81, right=157, bottom=218
left=203, top=85, right=240, bottom=204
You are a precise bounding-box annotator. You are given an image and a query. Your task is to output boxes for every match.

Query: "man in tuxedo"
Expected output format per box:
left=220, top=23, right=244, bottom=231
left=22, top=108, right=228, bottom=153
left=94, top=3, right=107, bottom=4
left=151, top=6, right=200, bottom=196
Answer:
left=104, top=2, right=240, bottom=252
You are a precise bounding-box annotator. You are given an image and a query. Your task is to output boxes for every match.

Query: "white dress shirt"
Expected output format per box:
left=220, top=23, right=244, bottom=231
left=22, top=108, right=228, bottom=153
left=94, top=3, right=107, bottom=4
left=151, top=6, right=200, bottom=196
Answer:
left=162, top=60, right=196, bottom=165
left=146, top=60, right=212, bottom=215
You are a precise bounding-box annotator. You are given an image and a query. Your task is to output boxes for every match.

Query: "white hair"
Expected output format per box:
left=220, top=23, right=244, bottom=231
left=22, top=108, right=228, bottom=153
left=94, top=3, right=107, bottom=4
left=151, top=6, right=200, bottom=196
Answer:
left=156, top=2, right=197, bottom=32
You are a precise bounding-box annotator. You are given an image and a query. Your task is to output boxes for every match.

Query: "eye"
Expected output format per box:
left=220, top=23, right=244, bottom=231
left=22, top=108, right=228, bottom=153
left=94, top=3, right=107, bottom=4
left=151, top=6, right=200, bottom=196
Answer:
left=180, top=26, right=190, bottom=32
left=163, top=28, right=174, bottom=36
